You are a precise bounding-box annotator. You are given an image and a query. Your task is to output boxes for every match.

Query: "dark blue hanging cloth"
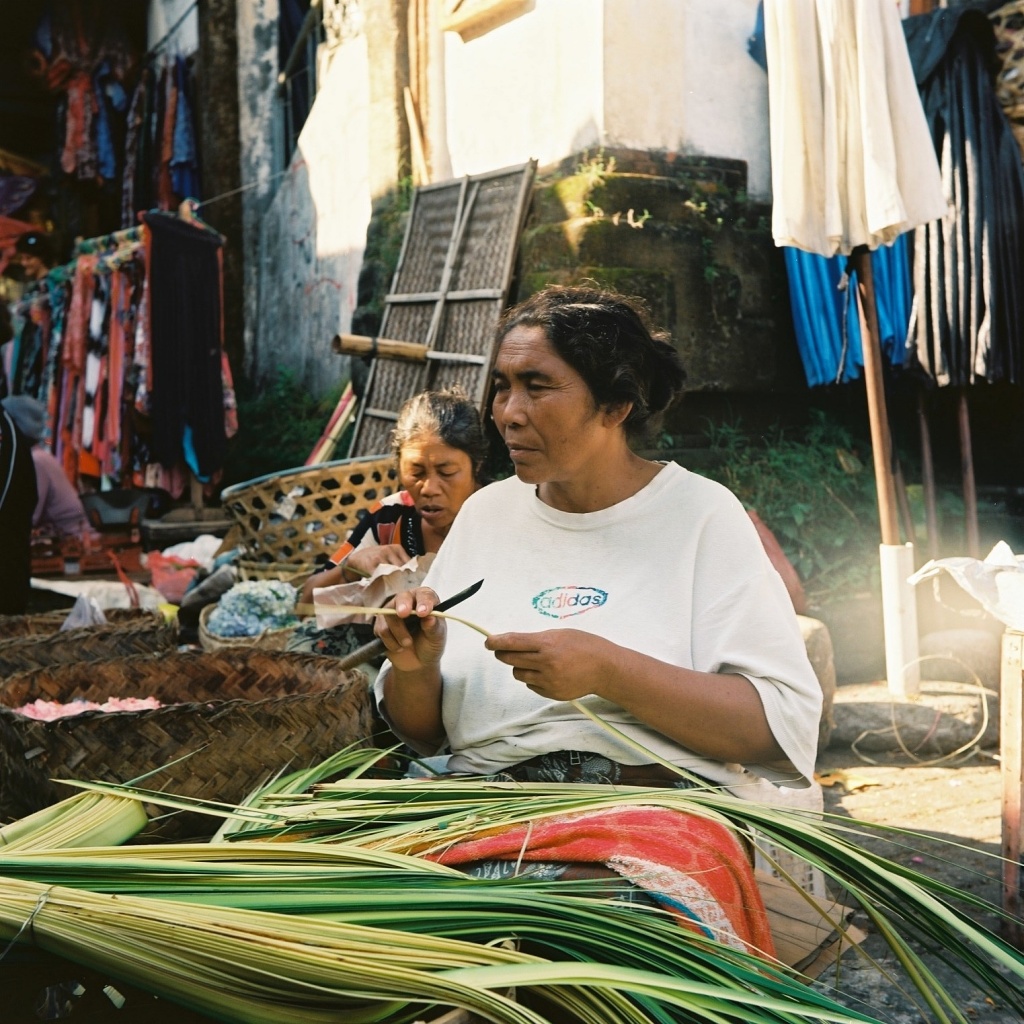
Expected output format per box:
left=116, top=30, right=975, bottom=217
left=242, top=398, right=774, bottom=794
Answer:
left=143, top=213, right=225, bottom=478
left=784, top=237, right=912, bottom=388
left=903, top=5, right=1024, bottom=385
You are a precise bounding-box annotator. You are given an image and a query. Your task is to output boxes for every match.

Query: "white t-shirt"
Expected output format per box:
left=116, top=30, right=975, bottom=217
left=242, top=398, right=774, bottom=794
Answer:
left=376, top=463, right=822, bottom=797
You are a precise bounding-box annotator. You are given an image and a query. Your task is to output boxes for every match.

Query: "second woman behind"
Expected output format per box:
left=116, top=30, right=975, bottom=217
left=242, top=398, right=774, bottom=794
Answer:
left=291, top=387, right=488, bottom=656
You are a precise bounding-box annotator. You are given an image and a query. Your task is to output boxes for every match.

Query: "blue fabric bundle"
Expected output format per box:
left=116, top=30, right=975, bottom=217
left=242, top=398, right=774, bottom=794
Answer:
left=783, top=234, right=912, bottom=388
left=206, top=580, right=299, bottom=638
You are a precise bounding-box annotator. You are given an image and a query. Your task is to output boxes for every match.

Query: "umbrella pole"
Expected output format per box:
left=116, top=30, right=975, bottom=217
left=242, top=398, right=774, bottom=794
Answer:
left=852, top=246, right=920, bottom=696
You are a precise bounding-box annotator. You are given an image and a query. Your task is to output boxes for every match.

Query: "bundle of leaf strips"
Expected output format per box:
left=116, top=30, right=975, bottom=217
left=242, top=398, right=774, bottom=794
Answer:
left=2, top=753, right=1022, bottom=1024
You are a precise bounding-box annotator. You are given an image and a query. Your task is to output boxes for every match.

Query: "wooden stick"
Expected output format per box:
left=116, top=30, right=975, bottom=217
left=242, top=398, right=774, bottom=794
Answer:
left=917, top=390, right=940, bottom=560
left=1000, top=629, right=1024, bottom=949
left=333, top=333, right=430, bottom=362
left=957, top=388, right=980, bottom=558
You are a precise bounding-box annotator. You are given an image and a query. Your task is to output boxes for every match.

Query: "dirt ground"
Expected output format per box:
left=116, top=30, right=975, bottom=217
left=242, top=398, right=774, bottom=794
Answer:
left=811, top=744, right=1022, bottom=1023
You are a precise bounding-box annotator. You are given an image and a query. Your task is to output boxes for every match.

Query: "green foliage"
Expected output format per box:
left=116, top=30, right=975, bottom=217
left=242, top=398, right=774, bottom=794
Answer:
left=699, top=413, right=885, bottom=600
left=222, top=372, right=347, bottom=487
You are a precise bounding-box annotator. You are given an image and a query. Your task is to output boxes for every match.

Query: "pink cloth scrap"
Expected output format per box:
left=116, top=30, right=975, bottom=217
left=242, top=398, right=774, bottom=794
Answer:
left=15, top=696, right=162, bottom=720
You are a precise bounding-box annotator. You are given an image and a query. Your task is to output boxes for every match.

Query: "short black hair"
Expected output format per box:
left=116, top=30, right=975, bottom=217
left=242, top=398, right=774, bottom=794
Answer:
left=391, top=386, right=489, bottom=483
left=495, top=285, right=687, bottom=440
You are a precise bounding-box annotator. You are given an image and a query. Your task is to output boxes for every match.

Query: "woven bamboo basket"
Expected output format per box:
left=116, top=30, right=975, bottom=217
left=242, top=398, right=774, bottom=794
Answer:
left=0, top=611, right=177, bottom=678
left=198, top=604, right=298, bottom=653
left=0, top=649, right=374, bottom=837
left=0, top=607, right=159, bottom=640
left=220, top=455, right=399, bottom=565
left=237, top=557, right=313, bottom=585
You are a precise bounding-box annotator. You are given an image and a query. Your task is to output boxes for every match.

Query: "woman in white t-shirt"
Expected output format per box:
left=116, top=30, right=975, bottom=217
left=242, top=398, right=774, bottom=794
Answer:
left=374, top=286, right=822, bottom=800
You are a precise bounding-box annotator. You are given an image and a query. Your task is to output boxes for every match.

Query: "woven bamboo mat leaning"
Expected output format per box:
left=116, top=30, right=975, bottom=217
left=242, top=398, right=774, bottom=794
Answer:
left=0, top=649, right=374, bottom=838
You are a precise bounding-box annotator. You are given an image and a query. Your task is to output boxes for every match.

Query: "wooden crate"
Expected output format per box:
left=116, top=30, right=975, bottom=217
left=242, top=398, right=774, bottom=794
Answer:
left=1001, top=629, right=1024, bottom=948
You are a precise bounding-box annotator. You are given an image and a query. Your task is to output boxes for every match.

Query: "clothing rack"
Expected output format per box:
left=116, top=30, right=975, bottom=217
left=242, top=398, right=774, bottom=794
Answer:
left=73, top=226, right=144, bottom=257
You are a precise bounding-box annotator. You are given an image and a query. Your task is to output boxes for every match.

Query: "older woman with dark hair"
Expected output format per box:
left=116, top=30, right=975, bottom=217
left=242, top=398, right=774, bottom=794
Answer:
left=375, top=286, right=822, bottom=800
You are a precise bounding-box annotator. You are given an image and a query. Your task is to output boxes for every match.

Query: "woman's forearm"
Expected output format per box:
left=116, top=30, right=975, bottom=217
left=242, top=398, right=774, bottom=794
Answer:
left=597, top=648, right=786, bottom=765
left=380, top=664, right=446, bottom=749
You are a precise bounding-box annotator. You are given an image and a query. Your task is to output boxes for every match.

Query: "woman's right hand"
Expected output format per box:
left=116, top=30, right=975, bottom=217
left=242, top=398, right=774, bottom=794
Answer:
left=374, top=586, right=447, bottom=674
left=345, top=543, right=410, bottom=579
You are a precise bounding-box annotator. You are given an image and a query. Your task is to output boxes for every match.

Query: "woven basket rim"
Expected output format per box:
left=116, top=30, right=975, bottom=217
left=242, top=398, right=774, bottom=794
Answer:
left=0, top=677, right=363, bottom=726
left=219, top=453, right=394, bottom=502
left=0, top=650, right=366, bottom=718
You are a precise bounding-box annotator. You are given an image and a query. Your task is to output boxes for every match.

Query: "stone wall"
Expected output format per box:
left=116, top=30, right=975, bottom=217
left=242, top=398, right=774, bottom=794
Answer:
left=515, top=149, right=807, bottom=416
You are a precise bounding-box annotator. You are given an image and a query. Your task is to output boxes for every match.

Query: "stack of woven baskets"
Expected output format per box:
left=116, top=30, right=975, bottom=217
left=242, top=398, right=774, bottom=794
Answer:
left=220, top=454, right=399, bottom=578
left=0, top=648, right=374, bottom=837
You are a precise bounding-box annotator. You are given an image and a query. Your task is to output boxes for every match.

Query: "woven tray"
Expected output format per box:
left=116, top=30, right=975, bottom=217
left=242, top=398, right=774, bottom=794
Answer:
left=198, top=604, right=296, bottom=653
left=0, top=613, right=177, bottom=678
left=220, top=455, right=399, bottom=564
left=0, top=649, right=374, bottom=837
left=0, top=607, right=158, bottom=640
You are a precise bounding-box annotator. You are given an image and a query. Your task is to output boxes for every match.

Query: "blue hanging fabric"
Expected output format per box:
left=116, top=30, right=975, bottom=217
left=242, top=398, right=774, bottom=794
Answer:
left=784, top=233, right=911, bottom=388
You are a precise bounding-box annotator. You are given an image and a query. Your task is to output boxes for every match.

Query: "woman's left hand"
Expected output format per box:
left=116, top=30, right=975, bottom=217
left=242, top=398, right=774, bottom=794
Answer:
left=485, top=629, right=618, bottom=701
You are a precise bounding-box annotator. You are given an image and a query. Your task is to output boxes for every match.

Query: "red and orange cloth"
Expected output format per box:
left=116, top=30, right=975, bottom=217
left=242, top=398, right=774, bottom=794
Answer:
left=427, top=804, right=776, bottom=959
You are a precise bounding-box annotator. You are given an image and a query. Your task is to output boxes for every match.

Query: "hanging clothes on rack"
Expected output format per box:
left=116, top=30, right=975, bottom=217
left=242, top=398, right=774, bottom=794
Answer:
left=7, top=215, right=235, bottom=499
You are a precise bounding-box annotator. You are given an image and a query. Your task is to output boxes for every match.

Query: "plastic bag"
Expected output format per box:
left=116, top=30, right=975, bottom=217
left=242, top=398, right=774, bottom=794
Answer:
left=313, top=554, right=435, bottom=629
left=146, top=550, right=201, bottom=604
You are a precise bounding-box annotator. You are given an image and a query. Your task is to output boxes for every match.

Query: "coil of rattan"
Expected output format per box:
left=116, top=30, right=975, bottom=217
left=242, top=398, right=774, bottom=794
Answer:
left=0, top=612, right=177, bottom=678
left=220, top=455, right=399, bottom=564
left=0, top=649, right=375, bottom=837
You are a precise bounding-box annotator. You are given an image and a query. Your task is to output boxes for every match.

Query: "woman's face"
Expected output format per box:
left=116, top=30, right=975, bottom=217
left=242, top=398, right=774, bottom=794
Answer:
left=398, top=433, right=477, bottom=534
left=491, top=325, right=619, bottom=488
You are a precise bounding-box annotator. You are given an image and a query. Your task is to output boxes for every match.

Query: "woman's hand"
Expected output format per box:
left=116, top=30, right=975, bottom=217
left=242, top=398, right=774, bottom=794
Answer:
left=301, top=564, right=344, bottom=605
left=345, top=543, right=410, bottom=579
left=374, top=586, right=447, bottom=674
left=485, top=629, right=619, bottom=701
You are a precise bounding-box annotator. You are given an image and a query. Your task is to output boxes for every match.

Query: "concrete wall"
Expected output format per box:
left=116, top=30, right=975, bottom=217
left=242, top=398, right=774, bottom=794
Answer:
left=604, top=0, right=769, bottom=200
left=148, top=0, right=199, bottom=54
left=443, top=0, right=604, bottom=175
left=440, top=0, right=771, bottom=200
left=251, top=39, right=372, bottom=395
left=236, top=0, right=280, bottom=380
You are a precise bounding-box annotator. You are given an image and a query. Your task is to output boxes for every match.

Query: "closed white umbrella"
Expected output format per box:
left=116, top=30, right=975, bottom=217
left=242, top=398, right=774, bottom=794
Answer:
left=764, top=0, right=949, bottom=696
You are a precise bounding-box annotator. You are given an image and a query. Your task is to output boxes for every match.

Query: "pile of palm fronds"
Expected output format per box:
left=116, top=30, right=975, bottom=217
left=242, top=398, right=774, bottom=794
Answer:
left=0, top=746, right=1021, bottom=1024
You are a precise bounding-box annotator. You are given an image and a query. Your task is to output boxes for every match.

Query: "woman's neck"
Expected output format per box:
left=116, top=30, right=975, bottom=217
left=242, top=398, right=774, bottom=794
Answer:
left=537, top=450, right=662, bottom=514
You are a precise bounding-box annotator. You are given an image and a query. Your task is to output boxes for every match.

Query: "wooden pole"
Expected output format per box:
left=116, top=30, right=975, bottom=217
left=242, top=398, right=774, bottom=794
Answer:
left=1000, top=630, right=1024, bottom=949
left=851, top=247, right=900, bottom=544
left=917, top=390, right=940, bottom=560
left=957, top=388, right=981, bottom=558
left=333, top=333, right=430, bottom=362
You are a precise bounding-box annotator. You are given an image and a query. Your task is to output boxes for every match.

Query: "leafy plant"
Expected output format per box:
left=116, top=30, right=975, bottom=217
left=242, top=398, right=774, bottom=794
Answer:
left=698, top=413, right=885, bottom=600
left=222, top=371, right=347, bottom=487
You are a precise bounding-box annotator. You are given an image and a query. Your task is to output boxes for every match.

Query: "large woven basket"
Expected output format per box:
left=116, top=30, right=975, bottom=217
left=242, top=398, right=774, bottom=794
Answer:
left=0, top=649, right=374, bottom=837
left=0, top=607, right=158, bottom=640
left=198, top=604, right=297, bottom=653
left=220, top=455, right=399, bottom=564
left=0, top=611, right=177, bottom=678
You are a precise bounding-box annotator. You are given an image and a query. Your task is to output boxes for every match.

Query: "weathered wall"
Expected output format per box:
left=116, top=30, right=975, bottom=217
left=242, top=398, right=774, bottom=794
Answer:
left=147, top=0, right=199, bottom=52
left=439, top=0, right=771, bottom=200
left=197, top=0, right=245, bottom=375
left=251, top=38, right=373, bottom=395
left=236, top=0, right=280, bottom=380
left=517, top=150, right=804, bottom=402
